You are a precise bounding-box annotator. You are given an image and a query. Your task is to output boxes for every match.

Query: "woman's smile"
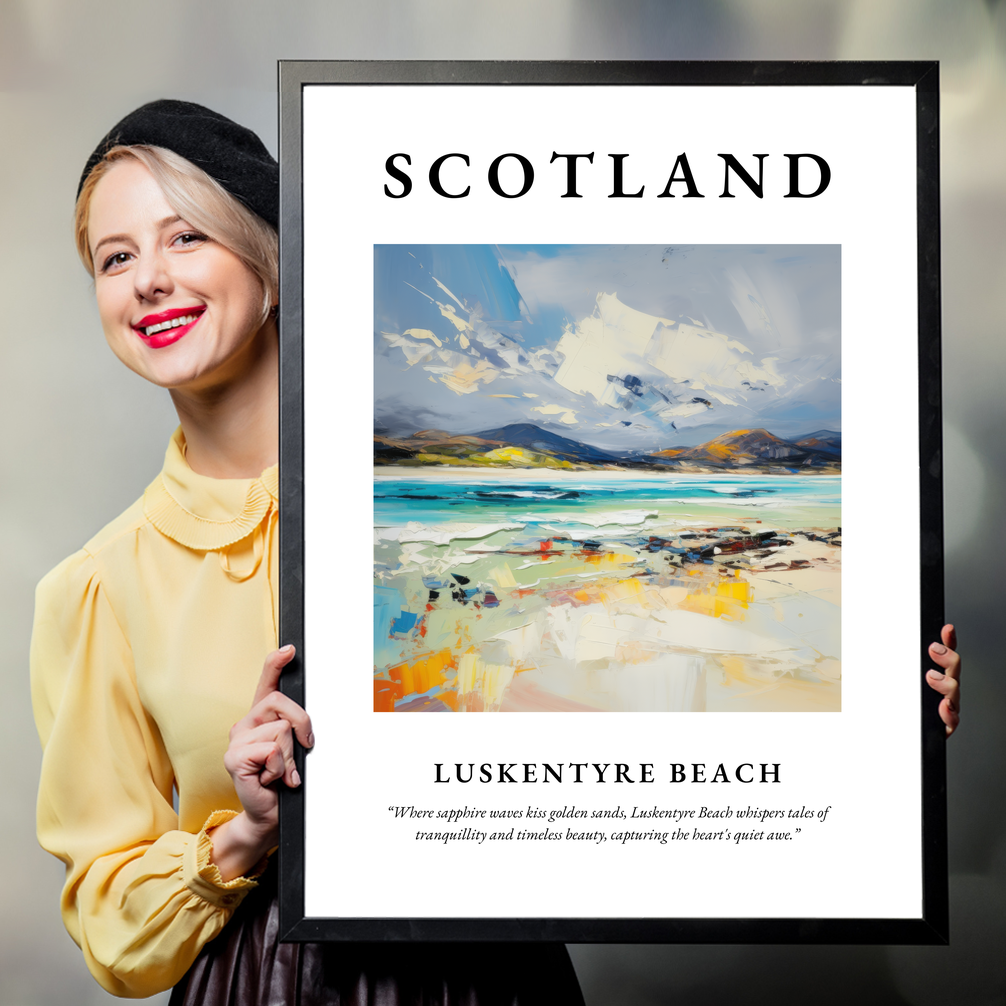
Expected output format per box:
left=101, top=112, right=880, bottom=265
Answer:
left=87, top=159, right=270, bottom=392
left=133, top=306, right=207, bottom=348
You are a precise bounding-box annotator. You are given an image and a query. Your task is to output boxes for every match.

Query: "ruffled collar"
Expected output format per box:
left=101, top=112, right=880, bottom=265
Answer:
left=143, top=428, right=278, bottom=551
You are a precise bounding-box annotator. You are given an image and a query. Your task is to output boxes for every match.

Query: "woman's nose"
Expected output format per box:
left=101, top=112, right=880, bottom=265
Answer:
left=133, top=249, right=173, bottom=302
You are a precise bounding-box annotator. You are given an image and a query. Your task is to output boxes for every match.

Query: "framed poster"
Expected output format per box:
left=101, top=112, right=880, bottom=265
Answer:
left=277, top=61, right=946, bottom=943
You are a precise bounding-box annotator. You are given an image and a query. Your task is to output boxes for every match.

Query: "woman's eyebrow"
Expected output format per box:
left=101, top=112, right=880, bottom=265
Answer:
left=92, top=232, right=133, bottom=256
left=92, top=216, right=185, bottom=257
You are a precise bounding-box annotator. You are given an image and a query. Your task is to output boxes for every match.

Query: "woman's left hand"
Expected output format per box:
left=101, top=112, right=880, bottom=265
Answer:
left=926, top=624, right=961, bottom=737
left=209, top=645, right=313, bottom=881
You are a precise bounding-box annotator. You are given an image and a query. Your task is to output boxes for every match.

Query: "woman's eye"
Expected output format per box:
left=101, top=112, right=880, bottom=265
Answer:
left=101, top=251, right=132, bottom=273
left=173, top=231, right=208, bottom=248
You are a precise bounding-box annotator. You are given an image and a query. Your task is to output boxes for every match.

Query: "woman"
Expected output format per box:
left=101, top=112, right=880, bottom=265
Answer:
left=31, top=100, right=586, bottom=1003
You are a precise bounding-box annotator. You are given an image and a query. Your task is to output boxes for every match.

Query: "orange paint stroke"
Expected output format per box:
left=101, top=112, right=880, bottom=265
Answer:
left=374, top=680, right=397, bottom=712
left=386, top=648, right=458, bottom=698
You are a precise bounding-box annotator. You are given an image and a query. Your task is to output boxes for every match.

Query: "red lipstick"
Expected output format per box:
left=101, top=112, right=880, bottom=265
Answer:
left=132, top=306, right=205, bottom=349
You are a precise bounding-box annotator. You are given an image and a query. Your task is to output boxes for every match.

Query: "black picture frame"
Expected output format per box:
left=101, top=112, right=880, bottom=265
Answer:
left=277, top=60, right=945, bottom=944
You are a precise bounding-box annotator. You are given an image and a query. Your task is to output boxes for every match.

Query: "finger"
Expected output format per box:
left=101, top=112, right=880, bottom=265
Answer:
left=926, top=670, right=961, bottom=738
left=939, top=697, right=960, bottom=737
left=230, top=697, right=313, bottom=752
left=258, top=742, right=287, bottom=787
left=236, top=719, right=301, bottom=788
left=926, top=669, right=959, bottom=705
left=928, top=641, right=961, bottom=680
left=224, top=739, right=287, bottom=786
left=941, top=624, right=957, bottom=652
left=252, top=645, right=296, bottom=707
left=245, top=691, right=314, bottom=749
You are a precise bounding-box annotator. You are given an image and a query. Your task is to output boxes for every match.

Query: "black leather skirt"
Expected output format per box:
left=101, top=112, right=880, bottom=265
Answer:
left=169, top=869, right=585, bottom=1006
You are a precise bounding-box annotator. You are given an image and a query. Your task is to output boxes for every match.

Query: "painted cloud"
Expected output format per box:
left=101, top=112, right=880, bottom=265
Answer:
left=374, top=244, right=840, bottom=450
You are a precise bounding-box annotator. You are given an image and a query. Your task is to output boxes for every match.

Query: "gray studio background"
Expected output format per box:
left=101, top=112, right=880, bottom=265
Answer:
left=2, top=2, right=1003, bottom=1003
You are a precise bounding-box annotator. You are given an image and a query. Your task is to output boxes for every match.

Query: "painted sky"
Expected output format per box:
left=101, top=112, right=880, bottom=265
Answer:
left=374, top=245, right=840, bottom=451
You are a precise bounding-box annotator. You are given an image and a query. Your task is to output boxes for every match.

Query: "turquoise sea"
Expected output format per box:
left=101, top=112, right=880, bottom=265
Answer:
left=374, top=472, right=841, bottom=531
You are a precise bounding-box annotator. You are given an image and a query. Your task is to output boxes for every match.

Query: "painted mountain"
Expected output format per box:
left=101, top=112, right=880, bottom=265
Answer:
left=648, top=428, right=841, bottom=471
left=472, top=423, right=622, bottom=464
left=375, top=424, right=840, bottom=473
left=794, top=430, right=842, bottom=457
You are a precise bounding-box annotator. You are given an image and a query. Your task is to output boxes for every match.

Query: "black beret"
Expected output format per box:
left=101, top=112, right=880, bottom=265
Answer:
left=78, top=99, right=278, bottom=228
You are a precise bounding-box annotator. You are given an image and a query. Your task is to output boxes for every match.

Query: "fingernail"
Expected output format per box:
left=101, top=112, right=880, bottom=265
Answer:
left=306, top=732, right=315, bottom=748
left=931, top=643, right=947, bottom=655
left=928, top=670, right=944, bottom=679
left=292, top=768, right=301, bottom=787
left=280, top=644, right=295, bottom=654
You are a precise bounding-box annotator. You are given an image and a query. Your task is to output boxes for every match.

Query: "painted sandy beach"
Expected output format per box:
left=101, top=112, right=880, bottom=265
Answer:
left=374, top=470, right=840, bottom=712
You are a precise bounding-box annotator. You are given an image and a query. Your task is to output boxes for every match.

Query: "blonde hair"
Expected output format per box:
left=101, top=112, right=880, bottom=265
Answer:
left=75, top=145, right=278, bottom=322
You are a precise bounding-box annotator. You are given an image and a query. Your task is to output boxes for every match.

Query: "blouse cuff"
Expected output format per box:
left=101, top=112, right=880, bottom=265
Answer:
left=183, top=810, right=269, bottom=909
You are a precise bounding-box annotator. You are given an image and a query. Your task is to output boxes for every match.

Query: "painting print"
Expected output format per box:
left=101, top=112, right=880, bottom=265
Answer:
left=374, top=244, right=840, bottom=713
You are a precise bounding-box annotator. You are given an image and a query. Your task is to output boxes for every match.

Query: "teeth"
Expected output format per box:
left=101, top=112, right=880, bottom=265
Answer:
left=142, top=313, right=199, bottom=337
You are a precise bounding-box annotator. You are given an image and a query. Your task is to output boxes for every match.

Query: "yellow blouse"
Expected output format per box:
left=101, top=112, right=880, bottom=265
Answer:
left=31, top=429, right=279, bottom=998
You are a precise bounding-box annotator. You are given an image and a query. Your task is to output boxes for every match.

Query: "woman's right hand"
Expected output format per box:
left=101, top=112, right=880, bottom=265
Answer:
left=209, top=645, right=314, bottom=881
